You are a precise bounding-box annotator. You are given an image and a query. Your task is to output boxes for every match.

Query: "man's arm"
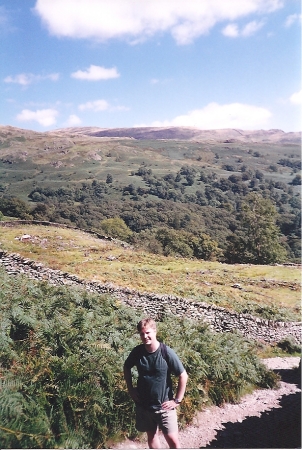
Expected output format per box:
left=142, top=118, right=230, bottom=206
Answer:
left=162, top=369, right=188, bottom=410
left=175, top=369, right=188, bottom=402
left=123, top=364, right=140, bottom=403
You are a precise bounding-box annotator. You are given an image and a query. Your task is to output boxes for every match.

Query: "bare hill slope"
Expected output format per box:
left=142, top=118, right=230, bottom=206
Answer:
left=1, top=124, right=300, bottom=143
left=68, top=126, right=301, bottom=143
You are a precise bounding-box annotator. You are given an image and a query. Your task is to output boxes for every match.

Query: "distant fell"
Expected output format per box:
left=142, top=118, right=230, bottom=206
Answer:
left=0, top=124, right=300, bottom=144
left=71, top=126, right=301, bottom=143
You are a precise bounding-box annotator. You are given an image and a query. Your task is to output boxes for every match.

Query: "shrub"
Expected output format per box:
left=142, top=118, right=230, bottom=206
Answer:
left=100, top=217, right=132, bottom=241
left=277, top=336, right=301, bottom=354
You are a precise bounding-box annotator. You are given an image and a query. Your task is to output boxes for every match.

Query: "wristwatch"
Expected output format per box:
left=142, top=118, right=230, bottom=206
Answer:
left=174, top=398, right=181, bottom=404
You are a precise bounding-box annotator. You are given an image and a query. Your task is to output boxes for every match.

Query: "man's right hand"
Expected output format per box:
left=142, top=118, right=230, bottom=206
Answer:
left=128, top=386, right=140, bottom=403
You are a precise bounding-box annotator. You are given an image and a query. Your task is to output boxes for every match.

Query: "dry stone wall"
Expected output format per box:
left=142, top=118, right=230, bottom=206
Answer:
left=0, top=249, right=300, bottom=345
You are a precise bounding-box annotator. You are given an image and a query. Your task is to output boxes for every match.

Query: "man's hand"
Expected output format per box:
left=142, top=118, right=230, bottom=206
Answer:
left=128, top=386, right=140, bottom=403
left=161, top=399, right=179, bottom=410
left=124, top=365, right=140, bottom=403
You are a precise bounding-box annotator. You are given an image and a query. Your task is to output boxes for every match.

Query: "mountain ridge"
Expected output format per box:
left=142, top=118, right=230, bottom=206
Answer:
left=1, top=125, right=300, bottom=144
left=51, top=126, right=301, bottom=143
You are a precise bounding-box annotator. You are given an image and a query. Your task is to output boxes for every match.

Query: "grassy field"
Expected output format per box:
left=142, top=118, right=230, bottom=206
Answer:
left=0, top=223, right=300, bottom=321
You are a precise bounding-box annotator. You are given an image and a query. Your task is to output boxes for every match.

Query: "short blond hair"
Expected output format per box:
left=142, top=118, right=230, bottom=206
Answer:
left=137, top=318, right=157, bottom=332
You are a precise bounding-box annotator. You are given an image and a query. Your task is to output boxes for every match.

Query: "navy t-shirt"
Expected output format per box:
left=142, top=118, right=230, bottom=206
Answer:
left=124, top=343, right=185, bottom=410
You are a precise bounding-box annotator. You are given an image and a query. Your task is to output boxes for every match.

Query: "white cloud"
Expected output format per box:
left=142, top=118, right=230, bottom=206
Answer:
left=146, top=102, right=272, bottom=130
left=78, top=99, right=129, bottom=112
left=0, top=5, right=15, bottom=34
left=33, top=0, right=283, bottom=45
left=4, top=73, right=59, bottom=86
left=222, top=23, right=239, bottom=37
left=111, top=105, right=130, bottom=112
left=16, top=108, right=58, bottom=127
left=66, top=114, right=82, bottom=126
left=78, top=99, right=109, bottom=111
left=0, top=6, right=8, bottom=28
left=48, top=74, right=60, bottom=81
left=71, top=65, right=120, bottom=81
left=222, top=20, right=264, bottom=37
left=289, top=90, right=302, bottom=105
left=241, top=20, right=264, bottom=36
left=150, top=77, right=171, bottom=85
left=285, top=13, right=302, bottom=27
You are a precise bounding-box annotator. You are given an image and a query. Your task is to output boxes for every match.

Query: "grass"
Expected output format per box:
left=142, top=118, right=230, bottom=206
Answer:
left=0, top=223, right=300, bottom=321
left=255, top=341, right=302, bottom=359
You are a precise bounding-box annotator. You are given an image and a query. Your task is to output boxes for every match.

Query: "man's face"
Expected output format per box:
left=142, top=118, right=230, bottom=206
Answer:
left=139, top=326, right=157, bottom=347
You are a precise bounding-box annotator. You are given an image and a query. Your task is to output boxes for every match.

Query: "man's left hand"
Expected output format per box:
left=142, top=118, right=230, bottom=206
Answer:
left=161, top=399, right=179, bottom=410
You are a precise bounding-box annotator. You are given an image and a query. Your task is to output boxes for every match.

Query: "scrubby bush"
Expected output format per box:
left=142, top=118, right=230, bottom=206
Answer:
left=100, top=217, right=132, bottom=241
left=277, top=336, right=301, bottom=354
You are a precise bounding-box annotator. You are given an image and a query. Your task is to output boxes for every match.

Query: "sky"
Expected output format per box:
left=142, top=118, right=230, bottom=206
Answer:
left=0, top=0, right=301, bottom=132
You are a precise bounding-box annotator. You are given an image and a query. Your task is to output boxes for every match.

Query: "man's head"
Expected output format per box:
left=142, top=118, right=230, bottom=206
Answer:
left=137, top=318, right=157, bottom=348
left=137, top=318, right=156, bottom=333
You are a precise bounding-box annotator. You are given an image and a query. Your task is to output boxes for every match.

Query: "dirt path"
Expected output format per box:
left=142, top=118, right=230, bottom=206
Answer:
left=112, top=357, right=301, bottom=449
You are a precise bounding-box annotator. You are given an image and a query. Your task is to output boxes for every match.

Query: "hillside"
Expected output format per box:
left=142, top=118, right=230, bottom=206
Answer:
left=0, top=125, right=300, bottom=200
left=0, top=222, right=300, bottom=322
left=50, top=126, right=301, bottom=143
left=0, top=125, right=301, bottom=264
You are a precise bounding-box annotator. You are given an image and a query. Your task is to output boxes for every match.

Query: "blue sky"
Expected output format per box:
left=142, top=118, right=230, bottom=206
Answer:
left=1, top=0, right=301, bottom=132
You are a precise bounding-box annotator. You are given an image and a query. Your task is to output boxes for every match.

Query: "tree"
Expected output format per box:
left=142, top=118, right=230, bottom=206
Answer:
left=100, top=217, right=132, bottom=241
left=175, top=172, right=181, bottom=182
left=225, top=193, right=287, bottom=264
left=106, top=173, right=113, bottom=184
left=155, top=228, right=193, bottom=258
left=0, top=196, right=33, bottom=220
left=255, top=170, right=264, bottom=181
left=291, top=174, right=301, bottom=186
left=186, top=174, right=195, bottom=186
left=191, top=233, right=222, bottom=261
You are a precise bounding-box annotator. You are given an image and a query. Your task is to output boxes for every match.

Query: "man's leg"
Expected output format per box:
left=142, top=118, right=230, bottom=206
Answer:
left=146, top=429, right=161, bottom=449
left=136, top=406, right=159, bottom=449
left=163, top=431, right=180, bottom=449
left=159, top=409, right=180, bottom=449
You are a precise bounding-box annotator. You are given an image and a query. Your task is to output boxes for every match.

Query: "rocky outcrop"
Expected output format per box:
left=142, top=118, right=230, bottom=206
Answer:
left=0, top=250, right=300, bottom=345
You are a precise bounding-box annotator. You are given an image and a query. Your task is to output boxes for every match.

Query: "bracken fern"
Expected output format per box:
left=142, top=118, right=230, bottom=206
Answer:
left=0, top=267, right=279, bottom=448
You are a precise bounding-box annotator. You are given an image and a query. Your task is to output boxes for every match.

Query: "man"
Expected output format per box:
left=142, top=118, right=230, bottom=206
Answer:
left=124, top=318, right=188, bottom=449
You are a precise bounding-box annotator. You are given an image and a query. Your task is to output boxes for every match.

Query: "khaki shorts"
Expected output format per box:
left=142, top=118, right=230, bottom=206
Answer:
left=135, top=404, right=178, bottom=434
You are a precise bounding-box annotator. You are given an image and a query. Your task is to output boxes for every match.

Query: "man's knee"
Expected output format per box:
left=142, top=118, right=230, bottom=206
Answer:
left=164, top=432, right=180, bottom=449
left=147, top=429, right=160, bottom=448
